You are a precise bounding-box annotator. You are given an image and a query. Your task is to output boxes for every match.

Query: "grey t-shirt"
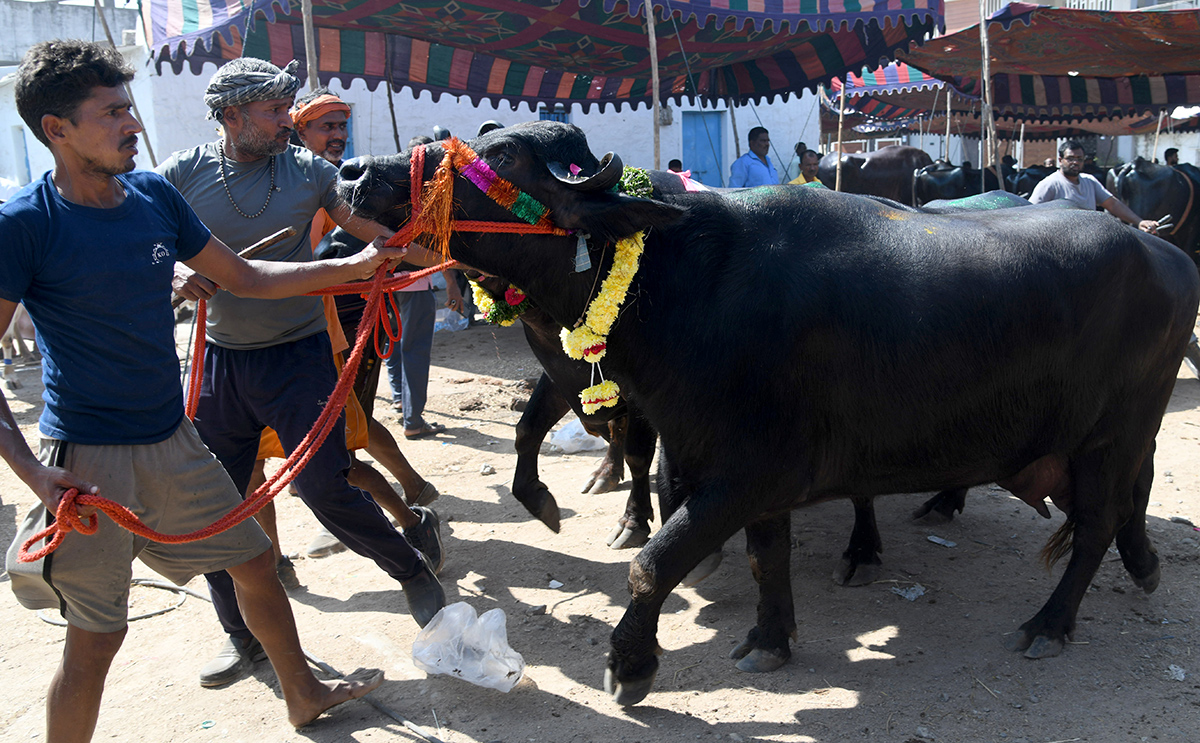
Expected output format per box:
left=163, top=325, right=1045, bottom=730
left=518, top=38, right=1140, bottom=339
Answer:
left=157, top=143, right=340, bottom=349
left=1029, top=170, right=1112, bottom=211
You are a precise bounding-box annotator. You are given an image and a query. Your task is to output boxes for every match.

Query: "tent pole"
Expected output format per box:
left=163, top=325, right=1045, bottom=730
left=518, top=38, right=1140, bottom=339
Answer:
left=301, top=0, right=320, bottom=91
left=384, top=51, right=402, bottom=153
left=944, top=89, right=951, bottom=161
left=646, top=8, right=661, bottom=170
left=728, top=98, right=741, bottom=158
left=1018, top=122, right=1025, bottom=169
left=1153, top=110, right=1166, bottom=162
left=979, top=0, right=995, bottom=192
left=94, top=0, right=156, bottom=166
left=835, top=80, right=846, bottom=192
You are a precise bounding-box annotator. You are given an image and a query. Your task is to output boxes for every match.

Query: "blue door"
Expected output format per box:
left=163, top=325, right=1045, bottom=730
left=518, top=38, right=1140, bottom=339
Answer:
left=682, top=111, right=724, bottom=186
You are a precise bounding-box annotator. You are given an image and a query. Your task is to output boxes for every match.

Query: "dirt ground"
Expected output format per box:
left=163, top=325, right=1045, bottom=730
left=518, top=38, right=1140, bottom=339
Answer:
left=2, top=306, right=1199, bottom=743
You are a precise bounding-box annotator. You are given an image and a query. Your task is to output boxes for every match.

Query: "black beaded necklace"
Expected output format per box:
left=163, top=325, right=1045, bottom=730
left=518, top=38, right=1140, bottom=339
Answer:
left=218, top=145, right=277, bottom=219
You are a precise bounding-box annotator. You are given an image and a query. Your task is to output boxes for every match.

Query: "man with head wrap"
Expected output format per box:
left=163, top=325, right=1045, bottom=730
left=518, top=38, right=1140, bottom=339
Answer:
left=158, top=58, right=447, bottom=688
left=282, top=87, right=447, bottom=565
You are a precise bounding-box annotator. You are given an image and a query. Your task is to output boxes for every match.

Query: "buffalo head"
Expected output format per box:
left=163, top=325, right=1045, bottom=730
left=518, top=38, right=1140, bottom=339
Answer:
left=336, top=122, right=683, bottom=280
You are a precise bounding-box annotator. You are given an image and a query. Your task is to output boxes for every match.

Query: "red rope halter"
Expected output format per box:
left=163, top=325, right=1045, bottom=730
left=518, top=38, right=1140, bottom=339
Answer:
left=19, top=138, right=569, bottom=563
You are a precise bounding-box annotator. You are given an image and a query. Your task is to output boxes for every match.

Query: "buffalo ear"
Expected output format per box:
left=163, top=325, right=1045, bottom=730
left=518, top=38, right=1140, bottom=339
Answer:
left=554, top=193, right=685, bottom=243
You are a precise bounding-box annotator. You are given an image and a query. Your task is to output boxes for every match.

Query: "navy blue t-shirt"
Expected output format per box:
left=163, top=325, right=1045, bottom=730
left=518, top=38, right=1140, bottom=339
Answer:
left=0, top=170, right=211, bottom=445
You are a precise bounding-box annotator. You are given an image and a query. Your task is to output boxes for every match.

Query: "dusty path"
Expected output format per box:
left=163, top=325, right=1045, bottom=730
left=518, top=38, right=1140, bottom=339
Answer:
left=1, top=316, right=1198, bottom=742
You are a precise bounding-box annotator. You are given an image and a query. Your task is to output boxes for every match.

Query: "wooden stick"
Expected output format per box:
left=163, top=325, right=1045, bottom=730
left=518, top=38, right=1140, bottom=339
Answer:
left=93, top=0, right=156, bottom=167
left=171, top=227, right=297, bottom=309
left=646, top=7, right=661, bottom=171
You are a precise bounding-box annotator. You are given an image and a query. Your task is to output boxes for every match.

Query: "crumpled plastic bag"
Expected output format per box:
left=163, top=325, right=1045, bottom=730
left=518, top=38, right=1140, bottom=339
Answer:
left=412, top=603, right=525, bottom=692
left=548, top=418, right=607, bottom=453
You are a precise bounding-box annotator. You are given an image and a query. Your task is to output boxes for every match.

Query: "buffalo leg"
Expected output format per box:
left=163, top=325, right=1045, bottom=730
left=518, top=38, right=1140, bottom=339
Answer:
left=512, top=373, right=572, bottom=532
left=1005, top=446, right=1139, bottom=659
left=606, top=414, right=657, bottom=550
left=605, top=479, right=752, bottom=706
left=656, top=450, right=723, bottom=585
left=833, top=497, right=883, bottom=586
left=582, top=417, right=626, bottom=495
left=912, top=487, right=968, bottom=524
left=731, top=512, right=796, bottom=673
left=1115, top=447, right=1160, bottom=593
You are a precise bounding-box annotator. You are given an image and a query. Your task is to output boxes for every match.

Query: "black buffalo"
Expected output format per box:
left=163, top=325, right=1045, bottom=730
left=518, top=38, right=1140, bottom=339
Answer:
left=914, top=160, right=1002, bottom=205
left=1112, top=157, right=1200, bottom=265
left=1006, top=165, right=1055, bottom=197
left=338, top=121, right=1198, bottom=706
left=817, top=144, right=933, bottom=205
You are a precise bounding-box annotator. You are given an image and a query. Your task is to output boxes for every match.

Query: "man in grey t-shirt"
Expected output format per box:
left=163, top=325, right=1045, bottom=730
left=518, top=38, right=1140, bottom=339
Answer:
left=160, top=58, right=447, bottom=689
left=1031, top=140, right=1159, bottom=233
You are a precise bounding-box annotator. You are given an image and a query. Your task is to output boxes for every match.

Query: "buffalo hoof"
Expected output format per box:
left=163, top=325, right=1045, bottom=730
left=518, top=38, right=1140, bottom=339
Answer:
left=606, top=523, right=651, bottom=550
left=680, top=550, right=723, bottom=587
left=1003, top=629, right=1066, bottom=658
left=1022, top=635, right=1065, bottom=659
left=604, top=665, right=657, bottom=707
left=1131, top=562, right=1161, bottom=594
left=832, top=557, right=880, bottom=587
left=515, top=485, right=561, bottom=533
left=4, top=378, right=18, bottom=390
left=582, top=473, right=621, bottom=494
left=730, top=645, right=789, bottom=674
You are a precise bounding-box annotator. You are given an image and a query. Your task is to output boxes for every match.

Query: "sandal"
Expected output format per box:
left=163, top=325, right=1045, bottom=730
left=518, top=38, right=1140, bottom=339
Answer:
left=404, top=422, right=446, bottom=440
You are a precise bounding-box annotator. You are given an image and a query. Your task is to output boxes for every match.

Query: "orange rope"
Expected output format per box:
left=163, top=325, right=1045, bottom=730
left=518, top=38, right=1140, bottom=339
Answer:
left=19, top=139, right=567, bottom=564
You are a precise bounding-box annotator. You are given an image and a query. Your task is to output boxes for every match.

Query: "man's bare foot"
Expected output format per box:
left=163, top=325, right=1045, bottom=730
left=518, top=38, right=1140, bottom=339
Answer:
left=288, top=667, right=385, bottom=728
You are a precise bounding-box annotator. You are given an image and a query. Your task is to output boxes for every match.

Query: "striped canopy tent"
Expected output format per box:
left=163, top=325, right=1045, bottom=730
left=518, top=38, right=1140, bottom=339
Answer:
left=145, top=0, right=944, bottom=112
left=821, top=101, right=1200, bottom=141
left=817, top=61, right=979, bottom=138
left=896, top=3, right=1200, bottom=123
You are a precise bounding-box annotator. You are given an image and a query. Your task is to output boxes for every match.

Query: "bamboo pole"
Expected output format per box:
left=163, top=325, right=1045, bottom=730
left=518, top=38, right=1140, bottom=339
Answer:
left=835, top=81, right=847, bottom=192
left=728, top=98, right=741, bottom=158
left=1153, top=110, right=1166, bottom=163
left=979, top=0, right=995, bottom=192
left=646, top=8, right=661, bottom=170
left=1018, top=122, right=1025, bottom=169
left=94, top=0, right=156, bottom=166
left=944, top=88, right=952, bottom=162
left=301, top=0, right=320, bottom=91
left=384, top=51, right=402, bottom=153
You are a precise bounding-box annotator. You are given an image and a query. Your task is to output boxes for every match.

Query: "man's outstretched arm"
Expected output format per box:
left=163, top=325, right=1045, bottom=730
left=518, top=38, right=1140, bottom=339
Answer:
left=177, top=234, right=407, bottom=301
left=1101, top=195, right=1159, bottom=233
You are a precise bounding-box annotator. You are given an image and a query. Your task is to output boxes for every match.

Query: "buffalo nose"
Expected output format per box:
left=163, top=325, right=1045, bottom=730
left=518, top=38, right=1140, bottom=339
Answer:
left=339, top=157, right=367, bottom=183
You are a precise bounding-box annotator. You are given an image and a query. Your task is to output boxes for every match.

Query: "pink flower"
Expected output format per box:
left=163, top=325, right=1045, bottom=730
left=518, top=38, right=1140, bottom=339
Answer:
left=505, top=287, right=526, bottom=306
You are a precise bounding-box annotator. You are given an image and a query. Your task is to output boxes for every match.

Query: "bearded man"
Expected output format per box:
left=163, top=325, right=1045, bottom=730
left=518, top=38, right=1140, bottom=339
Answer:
left=158, top=58, right=446, bottom=688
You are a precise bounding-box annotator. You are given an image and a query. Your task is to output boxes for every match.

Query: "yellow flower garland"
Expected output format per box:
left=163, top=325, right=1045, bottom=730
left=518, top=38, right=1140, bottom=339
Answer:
left=560, top=230, right=646, bottom=413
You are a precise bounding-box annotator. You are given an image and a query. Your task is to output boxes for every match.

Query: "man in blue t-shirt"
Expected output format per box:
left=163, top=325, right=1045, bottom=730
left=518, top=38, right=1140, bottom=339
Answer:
left=0, top=41, right=405, bottom=741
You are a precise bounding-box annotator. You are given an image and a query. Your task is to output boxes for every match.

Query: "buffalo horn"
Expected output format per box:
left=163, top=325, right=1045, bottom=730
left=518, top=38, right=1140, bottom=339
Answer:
left=548, top=152, right=624, bottom=192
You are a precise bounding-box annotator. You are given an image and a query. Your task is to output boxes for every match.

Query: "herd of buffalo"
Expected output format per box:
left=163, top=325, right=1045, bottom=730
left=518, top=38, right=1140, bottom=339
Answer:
left=329, top=122, right=1199, bottom=705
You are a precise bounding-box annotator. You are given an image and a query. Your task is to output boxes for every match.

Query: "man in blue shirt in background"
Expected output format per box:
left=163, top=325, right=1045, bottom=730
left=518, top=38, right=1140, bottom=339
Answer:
left=729, top=126, right=778, bottom=187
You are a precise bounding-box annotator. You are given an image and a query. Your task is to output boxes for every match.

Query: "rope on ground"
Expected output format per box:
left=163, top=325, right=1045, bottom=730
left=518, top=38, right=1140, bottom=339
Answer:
left=35, top=578, right=200, bottom=626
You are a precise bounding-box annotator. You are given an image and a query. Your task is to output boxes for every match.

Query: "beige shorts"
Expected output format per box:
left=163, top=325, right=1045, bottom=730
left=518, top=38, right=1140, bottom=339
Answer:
left=5, top=419, right=272, bottom=633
